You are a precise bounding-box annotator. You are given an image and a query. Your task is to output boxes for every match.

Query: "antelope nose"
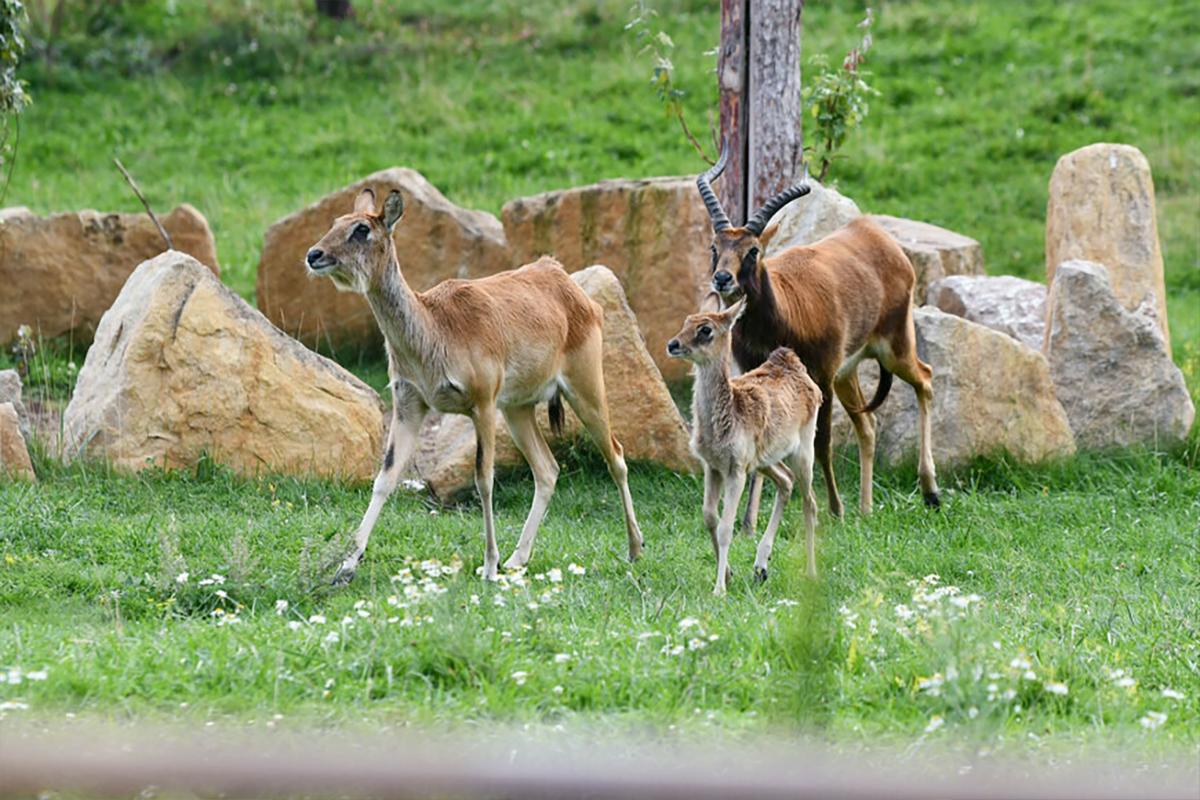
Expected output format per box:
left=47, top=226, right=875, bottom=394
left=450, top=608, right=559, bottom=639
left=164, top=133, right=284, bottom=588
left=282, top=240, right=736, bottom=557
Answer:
left=306, top=248, right=325, bottom=267
left=666, top=339, right=682, bottom=356
left=713, top=271, right=732, bottom=290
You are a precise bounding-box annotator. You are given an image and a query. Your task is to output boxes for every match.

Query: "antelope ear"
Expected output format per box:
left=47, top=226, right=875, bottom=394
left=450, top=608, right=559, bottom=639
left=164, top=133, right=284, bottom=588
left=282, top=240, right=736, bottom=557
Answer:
left=758, top=222, right=780, bottom=250
left=354, top=187, right=377, bottom=214
left=725, top=296, right=748, bottom=325
left=381, top=190, right=404, bottom=232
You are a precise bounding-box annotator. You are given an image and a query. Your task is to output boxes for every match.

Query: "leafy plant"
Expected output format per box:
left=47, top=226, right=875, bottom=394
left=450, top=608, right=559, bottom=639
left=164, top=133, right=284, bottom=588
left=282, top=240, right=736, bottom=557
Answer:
left=625, top=0, right=714, bottom=164
left=803, top=7, right=879, bottom=182
left=0, top=0, right=29, bottom=202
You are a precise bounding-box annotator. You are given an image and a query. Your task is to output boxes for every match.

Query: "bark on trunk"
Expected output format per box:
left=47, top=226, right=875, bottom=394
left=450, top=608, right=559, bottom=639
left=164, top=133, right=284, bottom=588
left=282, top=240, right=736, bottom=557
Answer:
left=719, top=0, right=805, bottom=221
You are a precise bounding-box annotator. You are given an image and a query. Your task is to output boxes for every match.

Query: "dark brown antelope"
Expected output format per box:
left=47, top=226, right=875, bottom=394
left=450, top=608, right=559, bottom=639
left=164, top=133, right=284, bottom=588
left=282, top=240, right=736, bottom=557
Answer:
left=668, top=300, right=822, bottom=593
left=306, top=188, right=642, bottom=583
left=695, top=146, right=939, bottom=522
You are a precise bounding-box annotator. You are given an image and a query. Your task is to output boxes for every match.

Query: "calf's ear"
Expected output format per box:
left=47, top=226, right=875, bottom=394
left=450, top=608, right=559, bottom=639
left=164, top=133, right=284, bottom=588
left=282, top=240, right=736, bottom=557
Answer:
left=354, top=187, right=377, bottom=214
left=382, top=190, right=405, bottom=232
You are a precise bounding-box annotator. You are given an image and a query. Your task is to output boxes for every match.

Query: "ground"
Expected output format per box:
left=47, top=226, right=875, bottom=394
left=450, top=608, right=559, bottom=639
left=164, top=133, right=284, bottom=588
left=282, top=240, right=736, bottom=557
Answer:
left=0, top=0, right=1197, bottom=756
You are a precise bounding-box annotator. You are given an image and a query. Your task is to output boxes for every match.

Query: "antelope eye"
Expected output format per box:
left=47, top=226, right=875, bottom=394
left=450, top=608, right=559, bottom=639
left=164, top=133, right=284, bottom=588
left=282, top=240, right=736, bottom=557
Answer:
left=697, top=324, right=713, bottom=339
left=350, top=223, right=370, bottom=242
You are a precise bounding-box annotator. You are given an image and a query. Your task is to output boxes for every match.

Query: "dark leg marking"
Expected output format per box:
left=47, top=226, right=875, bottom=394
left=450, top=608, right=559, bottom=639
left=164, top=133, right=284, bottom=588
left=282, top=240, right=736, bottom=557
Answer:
left=384, top=443, right=395, bottom=471
left=475, top=435, right=483, bottom=472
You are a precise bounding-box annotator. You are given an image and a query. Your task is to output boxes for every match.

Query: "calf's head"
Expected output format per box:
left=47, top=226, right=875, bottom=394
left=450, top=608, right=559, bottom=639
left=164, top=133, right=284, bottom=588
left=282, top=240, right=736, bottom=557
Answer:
left=696, top=144, right=811, bottom=300
left=666, top=298, right=746, bottom=365
left=305, top=188, right=404, bottom=293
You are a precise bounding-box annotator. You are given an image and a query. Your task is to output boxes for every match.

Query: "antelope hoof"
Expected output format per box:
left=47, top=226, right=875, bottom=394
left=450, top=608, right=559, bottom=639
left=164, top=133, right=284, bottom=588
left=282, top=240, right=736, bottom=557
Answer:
left=923, top=491, right=942, bottom=509
left=753, top=566, right=768, bottom=584
left=330, top=561, right=358, bottom=587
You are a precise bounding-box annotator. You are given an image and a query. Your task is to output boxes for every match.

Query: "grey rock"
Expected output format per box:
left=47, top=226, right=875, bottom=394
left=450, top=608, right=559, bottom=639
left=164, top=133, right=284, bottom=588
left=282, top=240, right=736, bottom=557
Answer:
left=927, top=274, right=1047, bottom=351
left=1043, top=260, right=1194, bottom=449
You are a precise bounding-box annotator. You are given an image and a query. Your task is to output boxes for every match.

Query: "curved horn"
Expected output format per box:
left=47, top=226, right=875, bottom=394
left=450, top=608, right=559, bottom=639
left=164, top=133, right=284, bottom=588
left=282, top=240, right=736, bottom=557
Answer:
left=696, top=141, right=732, bottom=232
left=745, top=163, right=812, bottom=236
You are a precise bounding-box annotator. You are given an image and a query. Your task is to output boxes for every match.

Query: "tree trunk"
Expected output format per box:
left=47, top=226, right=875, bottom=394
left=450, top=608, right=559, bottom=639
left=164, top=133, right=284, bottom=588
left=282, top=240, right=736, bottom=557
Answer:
left=315, top=0, right=354, bottom=20
left=718, top=0, right=804, bottom=222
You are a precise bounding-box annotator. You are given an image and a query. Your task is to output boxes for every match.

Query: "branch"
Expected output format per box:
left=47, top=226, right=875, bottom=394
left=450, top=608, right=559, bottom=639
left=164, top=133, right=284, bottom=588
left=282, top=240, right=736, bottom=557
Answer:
left=113, top=157, right=173, bottom=251
left=676, top=109, right=715, bottom=165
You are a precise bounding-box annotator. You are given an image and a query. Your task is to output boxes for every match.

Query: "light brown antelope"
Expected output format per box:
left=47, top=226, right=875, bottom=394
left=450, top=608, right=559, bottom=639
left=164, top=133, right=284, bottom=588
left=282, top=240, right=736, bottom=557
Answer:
left=696, top=146, right=940, bottom=524
left=667, top=299, right=822, bottom=593
left=306, top=188, right=642, bottom=583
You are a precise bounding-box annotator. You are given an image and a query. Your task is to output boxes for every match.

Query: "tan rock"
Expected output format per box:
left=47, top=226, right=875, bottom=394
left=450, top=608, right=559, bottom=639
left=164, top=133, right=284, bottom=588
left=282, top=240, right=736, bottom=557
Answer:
left=63, top=251, right=383, bottom=480
left=1043, top=260, right=1193, bottom=449
left=1046, top=143, right=1169, bottom=353
left=415, top=265, right=697, bottom=501
left=764, top=179, right=862, bottom=256
left=870, top=215, right=985, bottom=301
left=256, top=168, right=510, bottom=349
left=0, top=402, right=35, bottom=481
left=0, top=205, right=219, bottom=343
left=838, top=309, right=1075, bottom=466
left=502, top=177, right=712, bottom=382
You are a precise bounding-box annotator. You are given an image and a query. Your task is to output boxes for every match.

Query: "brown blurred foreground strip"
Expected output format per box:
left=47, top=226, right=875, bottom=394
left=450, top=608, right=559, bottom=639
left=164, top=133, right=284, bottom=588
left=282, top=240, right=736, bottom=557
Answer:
left=0, top=722, right=1196, bottom=800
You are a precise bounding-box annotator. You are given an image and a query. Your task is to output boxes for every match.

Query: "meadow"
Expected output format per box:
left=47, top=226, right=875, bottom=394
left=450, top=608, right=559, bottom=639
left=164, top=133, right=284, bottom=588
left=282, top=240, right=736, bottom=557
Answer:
left=1, top=0, right=1197, bottom=755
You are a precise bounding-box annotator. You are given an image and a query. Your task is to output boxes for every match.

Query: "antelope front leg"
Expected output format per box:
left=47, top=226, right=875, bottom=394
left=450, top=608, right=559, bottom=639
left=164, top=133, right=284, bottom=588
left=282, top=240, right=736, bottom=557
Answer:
left=714, top=470, right=747, bottom=596
left=703, top=466, right=722, bottom=561
left=335, top=381, right=427, bottom=585
left=472, top=405, right=501, bottom=581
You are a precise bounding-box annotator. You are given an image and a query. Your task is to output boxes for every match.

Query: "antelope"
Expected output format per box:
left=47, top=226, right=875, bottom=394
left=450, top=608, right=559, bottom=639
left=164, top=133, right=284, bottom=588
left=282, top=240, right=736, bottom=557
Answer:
left=695, top=146, right=940, bottom=524
left=305, top=187, right=643, bottom=583
left=667, top=300, right=822, bottom=592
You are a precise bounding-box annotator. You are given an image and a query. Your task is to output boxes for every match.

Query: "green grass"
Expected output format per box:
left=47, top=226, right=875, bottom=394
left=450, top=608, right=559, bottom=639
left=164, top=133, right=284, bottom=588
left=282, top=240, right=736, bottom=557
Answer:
left=1, top=0, right=1198, bottom=753
left=1, top=446, right=1197, bottom=748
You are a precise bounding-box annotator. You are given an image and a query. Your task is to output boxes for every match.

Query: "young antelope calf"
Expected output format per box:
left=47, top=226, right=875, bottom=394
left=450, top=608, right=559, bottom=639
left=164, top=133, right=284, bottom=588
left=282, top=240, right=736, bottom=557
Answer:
left=667, top=300, right=823, bottom=593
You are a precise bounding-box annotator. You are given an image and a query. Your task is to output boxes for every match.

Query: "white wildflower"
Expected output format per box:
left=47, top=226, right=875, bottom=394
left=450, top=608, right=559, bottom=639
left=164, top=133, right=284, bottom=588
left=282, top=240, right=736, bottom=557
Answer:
left=1161, top=688, right=1185, bottom=701
left=678, top=617, right=701, bottom=630
left=0, top=701, right=29, bottom=711
left=924, top=715, right=945, bottom=733
left=308, top=614, right=326, bottom=624
left=894, top=604, right=914, bottom=620
left=687, top=638, right=707, bottom=651
left=553, top=653, right=571, bottom=664
left=24, top=670, right=47, bottom=682
left=547, top=568, right=563, bottom=583
left=287, top=621, right=303, bottom=631
left=175, top=572, right=189, bottom=584
left=1044, top=681, right=1069, bottom=696
left=552, top=685, right=564, bottom=695
left=511, top=671, right=530, bottom=686
left=274, top=599, right=288, bottom=615
left=567, top=563, right=586, bottom=576
left=1139, top=711, right=1167, bottom=730
left=323, top=631, right=340, bottom=644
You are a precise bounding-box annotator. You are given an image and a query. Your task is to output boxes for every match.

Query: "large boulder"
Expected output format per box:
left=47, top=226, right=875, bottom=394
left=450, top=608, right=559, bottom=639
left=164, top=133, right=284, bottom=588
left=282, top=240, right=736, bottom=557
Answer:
left=927, top=275, right=1047, bottom=351
left=415, top=265, right=697, bottom=501
left=256, top=168, right=510, bottom=350
left=869, top=215, right=985, bottom=301
left=1043, top=260, right=1193, bottom=449
left=63, top=251, right=384, bottom=479
left=838, top=308, right=1075, bottom=466
left=502, top=177, right=710, bottom=382
left=1046, top=144, right=1169, bottom=353
left=764, top=179, right=862, bottom=256
left=0, top=205, right=219, bottom=344
left=0, top=369, right=30, bottom=443
left=0, top=402, right=35, bottom=481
